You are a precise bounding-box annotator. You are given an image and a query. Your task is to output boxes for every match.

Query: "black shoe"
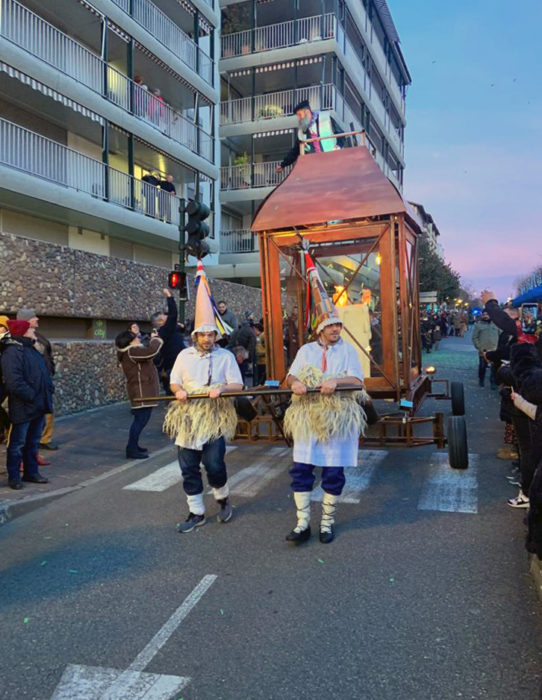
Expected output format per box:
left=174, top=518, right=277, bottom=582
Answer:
left=39, top=442, right=58, bottom=451
left=22, top=474, right=49, bottom=484
left=8, top=480, right=24, bottom=490
left=126, top=449, right=149, bottom=459
left=177, top=512, right=206, bottom=533
left=285, top=526, right=311, bottom=543
left=320, top=527, right=335, bottom=544
left=137, top=446, right=149, bottom=453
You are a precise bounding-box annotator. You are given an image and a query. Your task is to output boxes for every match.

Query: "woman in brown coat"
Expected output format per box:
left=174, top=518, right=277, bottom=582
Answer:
left=115, top=330, right=163, bottom=459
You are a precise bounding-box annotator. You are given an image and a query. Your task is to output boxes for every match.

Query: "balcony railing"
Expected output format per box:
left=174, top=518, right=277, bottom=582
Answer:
left=221, top=13, right=335, bottom=58
left=110, top=0, right=214, bottom=86
left=220, top=83, right=334, bottom=126
left=0, top=0, right=213, bottom=161
left=220, top=160, right=290, bottom=191
left=0, top=117, right=180, bottom=225
left=220, top=229, right=258, bottom=254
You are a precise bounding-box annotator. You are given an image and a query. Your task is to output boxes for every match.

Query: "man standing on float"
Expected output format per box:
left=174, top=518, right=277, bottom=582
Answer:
left=283, top=253, right=367, bottom=544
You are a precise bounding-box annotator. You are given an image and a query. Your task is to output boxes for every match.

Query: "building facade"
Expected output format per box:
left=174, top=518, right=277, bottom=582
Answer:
left=408, top=201, right=442, bottom=255
left=0, top=0, right=259, bottom=412
left=215, top=0, right=411, bottom=284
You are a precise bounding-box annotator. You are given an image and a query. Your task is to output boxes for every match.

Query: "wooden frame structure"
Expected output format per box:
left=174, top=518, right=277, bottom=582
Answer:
left=252, top=141, right=424, bottom=406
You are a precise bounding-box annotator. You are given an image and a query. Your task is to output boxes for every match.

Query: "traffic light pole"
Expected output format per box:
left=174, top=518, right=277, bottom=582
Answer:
left=178, top=198, right=186, bottom=324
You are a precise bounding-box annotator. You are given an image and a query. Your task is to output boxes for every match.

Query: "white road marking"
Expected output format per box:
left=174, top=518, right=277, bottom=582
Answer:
left=51, top=574, right=217, bottom=699
left=418, top=453, right=479, bottom=514
left=207, top=446, right=290, bottom=498
left=124, top=446, right=237, bottom=492
left=311, top=450, right=388, bottom=504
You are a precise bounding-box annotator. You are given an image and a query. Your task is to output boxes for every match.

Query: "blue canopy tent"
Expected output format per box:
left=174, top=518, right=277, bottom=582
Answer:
left=512, top=285, right=542, bottom=307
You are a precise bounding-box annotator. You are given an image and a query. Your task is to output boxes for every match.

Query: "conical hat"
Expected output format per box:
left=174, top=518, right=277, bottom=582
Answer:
left=191, top=260, right=221, bottom=339
left=304, top=252, right=342, bottom=335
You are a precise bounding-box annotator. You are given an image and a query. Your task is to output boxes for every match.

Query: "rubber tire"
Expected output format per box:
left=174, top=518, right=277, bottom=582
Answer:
left=450, top=381, right=465, bottom=416
left=448, top=416, right=469, bottom=469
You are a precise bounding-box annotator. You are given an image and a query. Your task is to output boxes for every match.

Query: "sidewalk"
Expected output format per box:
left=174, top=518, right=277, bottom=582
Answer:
left=0, top=401, right=175, bottom=524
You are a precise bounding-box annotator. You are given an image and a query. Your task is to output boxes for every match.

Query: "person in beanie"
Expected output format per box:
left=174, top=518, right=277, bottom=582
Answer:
left=276, top=100, right=345, bottom=172
left=17, top=308, right=58, bottom=450
left=1, top=320, right=53, bottom=489
left=283, top=253, right=367, bottom=544
left=115, top=329, right=163, bottom=459
left=165, top=261, right=243, bottom=533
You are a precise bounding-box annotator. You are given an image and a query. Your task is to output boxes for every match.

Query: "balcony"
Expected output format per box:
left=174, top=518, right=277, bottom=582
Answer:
left=110, top=0, right=214, bottom=86
left=0, top=117, right=180, bottom=225
left=220, top=160, right=289, bottom=191
left=220, top=84, right=334, bottom=126
left=220, top=229, right=258, bottom=254
left=221, top=13, right=336, bottom=58
left=0, top=0, right=213, bottom=162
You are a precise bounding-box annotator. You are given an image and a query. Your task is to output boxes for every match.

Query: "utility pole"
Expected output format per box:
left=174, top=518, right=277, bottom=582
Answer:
left=178, top=197, right=187, bottom=324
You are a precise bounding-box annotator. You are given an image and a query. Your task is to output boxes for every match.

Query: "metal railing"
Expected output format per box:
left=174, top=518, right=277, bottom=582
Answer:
left=220, top=83, right=334, bottom=125
left=220, top=160, right=290, bottom=191
left=0, top=0, right=213, bottom=161
left=221, top=12, right=335, bottom=57
left=0, top=117, right=180, bottom=225
left=0, top=0, right=104, bottom=92
left=111, top=0, right=214, bottom=86
left=220, top=229, right=258, bottom=254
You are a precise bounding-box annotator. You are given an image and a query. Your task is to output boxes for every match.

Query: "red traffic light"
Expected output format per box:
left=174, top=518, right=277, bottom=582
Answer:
left=168, top=271, right=184, bottom=289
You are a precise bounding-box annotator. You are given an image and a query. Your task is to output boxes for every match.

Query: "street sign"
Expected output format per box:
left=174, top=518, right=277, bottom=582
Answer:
left=50, top=575, right=216, bottom=699
left=419, top=291, right=438, bottom=304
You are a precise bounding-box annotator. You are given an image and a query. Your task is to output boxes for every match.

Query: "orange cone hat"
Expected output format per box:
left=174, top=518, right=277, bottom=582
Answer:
left=191, top=260, right=221, bottom=339
left=304, top=252, right=342, bottom=335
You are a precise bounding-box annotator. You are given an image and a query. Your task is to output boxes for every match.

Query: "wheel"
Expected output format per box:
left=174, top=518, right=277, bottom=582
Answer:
left=450, top=381, right=465, bottom=416
left=448, top=416, right=469, bottom=469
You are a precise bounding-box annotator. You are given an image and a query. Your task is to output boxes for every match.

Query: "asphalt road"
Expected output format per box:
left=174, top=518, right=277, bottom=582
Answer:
left=1, top=335, right=541, bottom=700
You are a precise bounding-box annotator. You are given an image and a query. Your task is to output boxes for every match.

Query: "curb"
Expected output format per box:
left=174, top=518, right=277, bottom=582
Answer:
left=529, top=554, right=542, bottom=601
left=0, top=445, right=175, bottom=527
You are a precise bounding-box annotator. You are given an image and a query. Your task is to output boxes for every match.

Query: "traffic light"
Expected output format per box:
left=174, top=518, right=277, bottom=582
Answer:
left=185, top=199, right=210, bottom=259
left=167, top=267, right=188, bottom=299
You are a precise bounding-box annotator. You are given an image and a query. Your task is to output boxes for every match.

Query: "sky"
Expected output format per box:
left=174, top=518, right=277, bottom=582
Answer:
left=388, top=0, right=542, bottom=301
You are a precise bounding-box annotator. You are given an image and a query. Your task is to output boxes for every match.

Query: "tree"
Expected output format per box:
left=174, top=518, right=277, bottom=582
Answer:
left=418, top=236, right=461, bottom=303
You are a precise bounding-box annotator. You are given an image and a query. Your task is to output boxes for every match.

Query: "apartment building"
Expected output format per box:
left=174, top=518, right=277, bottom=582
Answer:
left=0, top=0, right=225, bottom=410
left=409, top=201, right=442, bottom=256
left=215, top=0, right=411, bottom=284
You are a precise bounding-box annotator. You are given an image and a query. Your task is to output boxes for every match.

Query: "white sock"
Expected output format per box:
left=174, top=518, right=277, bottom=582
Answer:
left=293, top=491, right=311, bottom=532
left=321, top=492, right=338, bottom=532
left=187, top=492, right=205, bottom=516
left=212, top=483, right=230, bottom=501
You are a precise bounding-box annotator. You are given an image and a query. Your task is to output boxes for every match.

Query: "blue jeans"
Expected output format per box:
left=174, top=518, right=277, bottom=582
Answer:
left=6, top=415, right=45, bottom=482
left=178, top=437, right=227, bottom=495
left=290, top=462, right=346, bottom=496
left=127, top=407, right=152, bottom=452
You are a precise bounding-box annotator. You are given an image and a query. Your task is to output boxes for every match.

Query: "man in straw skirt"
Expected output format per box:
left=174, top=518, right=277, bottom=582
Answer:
left=284, top=253, right=367, bottom=544
left=166, top=261, right=243, bottom=533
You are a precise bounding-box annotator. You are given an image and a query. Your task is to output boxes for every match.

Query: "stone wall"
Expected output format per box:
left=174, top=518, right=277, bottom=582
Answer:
left=0, top=233, right=262, bottom=322
left=52, top=341, right=126, bottom=415
left=1, top=232, right=262, bottom=414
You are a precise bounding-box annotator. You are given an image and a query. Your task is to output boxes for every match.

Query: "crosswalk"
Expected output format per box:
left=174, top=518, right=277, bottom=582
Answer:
left=122, top=445, right=482, bottom=515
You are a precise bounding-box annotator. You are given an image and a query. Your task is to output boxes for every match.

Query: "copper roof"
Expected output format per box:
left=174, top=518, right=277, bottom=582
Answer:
left=251, top=146, right=416, bottom=233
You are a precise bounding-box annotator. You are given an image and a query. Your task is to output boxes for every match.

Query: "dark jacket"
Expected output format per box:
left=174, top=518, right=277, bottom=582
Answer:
left=228, top=322, right=256, bottom=361
left=118, top=337, right=163, bottom=409
left=484, top=298, right=542, bottom=358
left=0, top=336, right=54, bottom=424
left=156, top=296, right=185, bottom=372
left=280, top=114, right=346, bottom=168
left=34, top=330, right=55, bottom=376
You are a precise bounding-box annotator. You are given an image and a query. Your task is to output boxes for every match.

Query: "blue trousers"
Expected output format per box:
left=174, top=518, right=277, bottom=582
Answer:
left=6, top=415, right=45, bottom=482
left=290, top=462, right=345, bottom=496
left=127, top=407, right=152, bottom=452
left=178, top=437, right=227, bottom=496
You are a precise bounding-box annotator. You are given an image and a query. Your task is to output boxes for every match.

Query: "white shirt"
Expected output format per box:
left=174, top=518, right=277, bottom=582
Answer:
left=287, top=338, right=364, bottom=467
left=170, top=345, right=242, bottom=394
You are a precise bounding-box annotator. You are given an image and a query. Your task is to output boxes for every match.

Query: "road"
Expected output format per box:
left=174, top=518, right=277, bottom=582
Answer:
left=1, top=332, right=541, bottom=700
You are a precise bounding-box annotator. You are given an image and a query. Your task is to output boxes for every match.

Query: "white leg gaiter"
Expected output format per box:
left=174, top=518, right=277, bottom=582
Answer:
left=187, top=492, right=205, bottom=516
left=212, top=483, right=230, bottom=501
left=321, top=492, right=338, bottom=533
left=293, top=491, right=311, bottom=532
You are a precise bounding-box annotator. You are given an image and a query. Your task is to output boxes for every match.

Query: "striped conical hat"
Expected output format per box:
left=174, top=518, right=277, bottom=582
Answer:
left=304, top=252, right=342, bottom=335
